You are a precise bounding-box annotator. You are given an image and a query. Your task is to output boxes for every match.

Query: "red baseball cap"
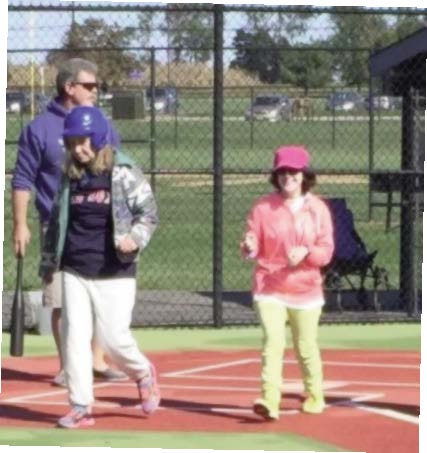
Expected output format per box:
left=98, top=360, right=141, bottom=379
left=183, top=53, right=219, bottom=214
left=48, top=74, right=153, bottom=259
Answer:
left=273, top=145, right=310, bottom=171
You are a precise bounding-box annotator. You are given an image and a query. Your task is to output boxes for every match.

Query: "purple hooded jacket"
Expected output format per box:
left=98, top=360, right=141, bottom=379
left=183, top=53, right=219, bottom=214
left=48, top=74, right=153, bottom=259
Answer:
left=11, top=98, right=121, bottom=223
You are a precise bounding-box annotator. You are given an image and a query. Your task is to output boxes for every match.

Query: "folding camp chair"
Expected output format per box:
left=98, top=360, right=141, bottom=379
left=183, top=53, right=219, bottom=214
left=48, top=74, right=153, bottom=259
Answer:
left=322, top=198, right=389, bottom=312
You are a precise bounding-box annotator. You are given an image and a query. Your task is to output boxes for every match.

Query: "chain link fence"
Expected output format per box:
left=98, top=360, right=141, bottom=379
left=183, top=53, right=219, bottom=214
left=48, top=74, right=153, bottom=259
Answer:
left=4, top=3, right=425, bottom=328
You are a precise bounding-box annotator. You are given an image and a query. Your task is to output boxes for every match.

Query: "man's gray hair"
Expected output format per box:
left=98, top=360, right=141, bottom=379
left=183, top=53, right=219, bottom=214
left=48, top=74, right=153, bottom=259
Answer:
left=56, top=58, right=98, bottom=96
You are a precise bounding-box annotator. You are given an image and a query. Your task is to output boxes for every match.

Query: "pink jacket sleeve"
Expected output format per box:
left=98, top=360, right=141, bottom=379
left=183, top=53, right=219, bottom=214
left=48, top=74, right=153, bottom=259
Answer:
left=305, top=200, right=334, bottom=267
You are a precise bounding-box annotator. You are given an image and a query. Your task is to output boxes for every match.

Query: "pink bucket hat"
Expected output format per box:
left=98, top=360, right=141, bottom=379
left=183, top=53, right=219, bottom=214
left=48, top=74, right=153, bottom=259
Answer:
left=273, top=145, right=310, bottom=171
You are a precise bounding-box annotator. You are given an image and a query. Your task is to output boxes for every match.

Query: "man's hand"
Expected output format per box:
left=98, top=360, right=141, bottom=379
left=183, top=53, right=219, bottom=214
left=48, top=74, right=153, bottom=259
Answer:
left=117, top=235, right=139, bottom=254
left=13, top=223, right=31, bottom=257
left=288, top=246, right=309, bottom=267
left=43, top=273, right=53, bottom=285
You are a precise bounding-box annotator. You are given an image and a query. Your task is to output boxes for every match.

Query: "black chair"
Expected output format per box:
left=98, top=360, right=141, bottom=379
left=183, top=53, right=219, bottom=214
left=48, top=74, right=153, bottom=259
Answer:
left=322, top=198, right=389, bottom=312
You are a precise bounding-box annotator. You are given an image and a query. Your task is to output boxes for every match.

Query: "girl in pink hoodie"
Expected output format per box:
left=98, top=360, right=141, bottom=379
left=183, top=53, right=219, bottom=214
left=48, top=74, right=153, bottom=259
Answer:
left=241, top=145, right=334, bottom=421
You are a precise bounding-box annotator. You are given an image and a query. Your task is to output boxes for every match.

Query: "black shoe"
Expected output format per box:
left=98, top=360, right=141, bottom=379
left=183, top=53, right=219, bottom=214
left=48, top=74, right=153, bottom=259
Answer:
left=93, top=367, right=128, bottom=381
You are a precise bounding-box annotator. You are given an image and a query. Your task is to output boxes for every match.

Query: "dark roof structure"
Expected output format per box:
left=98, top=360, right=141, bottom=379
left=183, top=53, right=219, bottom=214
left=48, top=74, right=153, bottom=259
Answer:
left=369, top=27, right=427, bottom=95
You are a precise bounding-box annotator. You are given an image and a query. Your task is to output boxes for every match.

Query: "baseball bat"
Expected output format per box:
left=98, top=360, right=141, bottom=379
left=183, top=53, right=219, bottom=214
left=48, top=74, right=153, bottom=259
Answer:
left=10, top=254, right=25, bottom=357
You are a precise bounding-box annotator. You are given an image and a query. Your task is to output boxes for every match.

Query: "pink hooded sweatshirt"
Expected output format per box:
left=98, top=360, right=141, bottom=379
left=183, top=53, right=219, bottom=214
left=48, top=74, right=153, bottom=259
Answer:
left=243, top=191, right=334, bottom=306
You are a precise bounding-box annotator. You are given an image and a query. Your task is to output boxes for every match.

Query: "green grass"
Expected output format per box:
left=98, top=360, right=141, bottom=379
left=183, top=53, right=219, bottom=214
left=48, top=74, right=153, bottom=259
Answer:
left=0, top=428, right=344, bottom=450
left=1, top=323, right=421, bottom=357
left=6, top=112, right=402, bottom=172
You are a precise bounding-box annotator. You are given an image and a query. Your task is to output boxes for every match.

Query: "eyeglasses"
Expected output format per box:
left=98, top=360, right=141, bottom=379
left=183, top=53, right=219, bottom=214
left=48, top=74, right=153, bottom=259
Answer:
left=73, top=82, right=99, bottom=91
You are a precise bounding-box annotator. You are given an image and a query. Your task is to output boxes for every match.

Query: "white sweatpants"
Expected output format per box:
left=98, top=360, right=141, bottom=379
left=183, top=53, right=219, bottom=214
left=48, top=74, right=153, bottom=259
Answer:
left=62, top=271, right=151, bottom=407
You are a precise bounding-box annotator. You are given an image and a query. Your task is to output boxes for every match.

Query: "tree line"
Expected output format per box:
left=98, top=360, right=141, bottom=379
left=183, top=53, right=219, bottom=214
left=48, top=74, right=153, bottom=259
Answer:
left=44, top=7, right=427, bottom=90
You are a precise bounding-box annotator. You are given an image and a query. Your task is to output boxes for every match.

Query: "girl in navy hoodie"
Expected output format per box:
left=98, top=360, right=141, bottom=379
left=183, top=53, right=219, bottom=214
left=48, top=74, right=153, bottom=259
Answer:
left=40, top=106, right=160, bottom=429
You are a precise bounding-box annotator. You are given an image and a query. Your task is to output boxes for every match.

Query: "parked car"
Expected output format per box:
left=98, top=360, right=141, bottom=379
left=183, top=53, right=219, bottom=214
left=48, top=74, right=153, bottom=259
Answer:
left=98, top=91, right=113, bottom=108
left=326, top=92, right=364, bottom=112
left=145, top=86, right=179, bottom=114
left=245, top=94, right=293, bottom=122
left=6, top=91, right=50, bottom=114
left=364, top=95, right=403, bottom=111
left=363, top=95, right=392, bottom=111
left=6, top=91, right=29, bottom=114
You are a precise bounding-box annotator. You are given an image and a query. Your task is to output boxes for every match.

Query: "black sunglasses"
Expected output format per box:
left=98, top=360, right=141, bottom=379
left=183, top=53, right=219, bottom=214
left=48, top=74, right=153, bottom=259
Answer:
left=276, top=167, right=301, bottom=176
left=73, top=81, right=99, bottom=91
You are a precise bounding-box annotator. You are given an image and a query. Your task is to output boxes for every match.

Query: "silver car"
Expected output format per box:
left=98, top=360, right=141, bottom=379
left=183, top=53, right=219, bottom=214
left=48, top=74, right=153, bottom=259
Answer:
left=245, top=94, right=293, bottom=122
left=326, top=92, right=364, bottom=112
left=6, top=91, right=27, bottom=114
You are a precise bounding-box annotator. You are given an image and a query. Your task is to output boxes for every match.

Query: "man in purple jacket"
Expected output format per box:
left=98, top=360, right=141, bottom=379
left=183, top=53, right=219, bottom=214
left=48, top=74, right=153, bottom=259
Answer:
left=12, top=58, right=126, bottom=386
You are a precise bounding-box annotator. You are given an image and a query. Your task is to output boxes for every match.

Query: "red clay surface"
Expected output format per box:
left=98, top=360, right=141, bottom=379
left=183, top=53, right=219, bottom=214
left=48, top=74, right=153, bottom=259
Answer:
left=0, top=349, right=420, bottom=453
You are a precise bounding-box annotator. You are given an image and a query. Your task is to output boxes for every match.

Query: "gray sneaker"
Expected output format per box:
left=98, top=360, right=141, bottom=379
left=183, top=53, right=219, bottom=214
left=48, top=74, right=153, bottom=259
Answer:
left=57, top=405, right=95, bottom=429
left=93, top=367, right=128, bottom=382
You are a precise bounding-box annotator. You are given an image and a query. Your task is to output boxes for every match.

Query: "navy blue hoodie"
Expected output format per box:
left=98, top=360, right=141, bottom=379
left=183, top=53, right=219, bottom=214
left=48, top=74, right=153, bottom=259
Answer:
left=11, top=97, right=120, bottom=223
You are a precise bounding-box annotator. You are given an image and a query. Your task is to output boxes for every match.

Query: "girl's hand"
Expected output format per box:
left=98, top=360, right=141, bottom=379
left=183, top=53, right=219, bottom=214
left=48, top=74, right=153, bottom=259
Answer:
left=240, top=231, right=258, bottom=255
left=288, top=246, right=309, bottom=267
left=117, top=235, right=139, bottom=254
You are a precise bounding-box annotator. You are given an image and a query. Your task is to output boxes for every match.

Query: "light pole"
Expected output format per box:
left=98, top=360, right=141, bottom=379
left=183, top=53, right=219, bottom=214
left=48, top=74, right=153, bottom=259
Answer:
left=29, top=10, right=35, bottom=119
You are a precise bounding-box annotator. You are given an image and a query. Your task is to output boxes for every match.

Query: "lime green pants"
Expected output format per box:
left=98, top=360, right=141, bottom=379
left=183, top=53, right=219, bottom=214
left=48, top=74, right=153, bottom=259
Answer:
left=255, top=300, right=323, bottom=412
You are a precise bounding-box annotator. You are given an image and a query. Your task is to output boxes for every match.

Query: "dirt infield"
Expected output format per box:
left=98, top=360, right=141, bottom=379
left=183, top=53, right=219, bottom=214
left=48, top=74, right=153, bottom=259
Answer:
left=0, top=349, right=419, bottom=452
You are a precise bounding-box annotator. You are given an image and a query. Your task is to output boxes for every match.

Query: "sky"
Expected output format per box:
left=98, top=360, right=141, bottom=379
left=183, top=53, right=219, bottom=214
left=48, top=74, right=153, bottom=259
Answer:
left=7, top=1, right=337, bottom=66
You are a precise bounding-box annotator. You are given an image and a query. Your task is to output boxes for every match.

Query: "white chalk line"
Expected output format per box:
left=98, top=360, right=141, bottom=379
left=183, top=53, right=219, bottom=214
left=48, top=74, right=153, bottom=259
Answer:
left=1, top=382, right=111, bottom=404
left=333, top=394, right=419, bottom=425
left=162, top=358, right=254, bottom=377
left=2, top=357, right=419, bottom=425
left=354, top=404, right=419, bottom=425
left=1, top=385, right=385, bottom=419
left=164, top=374, right=419, bottom=388
left=162, top=358, right=419, bottom=378
left=2, top=382, right=417, bottom=424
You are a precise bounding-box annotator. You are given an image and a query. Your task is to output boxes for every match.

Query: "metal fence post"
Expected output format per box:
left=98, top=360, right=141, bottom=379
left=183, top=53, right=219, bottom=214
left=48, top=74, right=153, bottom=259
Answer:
left=19, top=104, right=24, bottom=131
left=368, top=68, right=374, bottom=221
left=213, top=4, right=224, bottom=328
left=174, top=89, right=179, bottom=149
left=250, top=86, right=254, bottom=149
left=399, top=87, right=417, bottom=317
left=410, top=90, right=422, bottom=317
left=150, top=47, right=156, bottom=192
left=331, top=88, right=336, bottom=149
